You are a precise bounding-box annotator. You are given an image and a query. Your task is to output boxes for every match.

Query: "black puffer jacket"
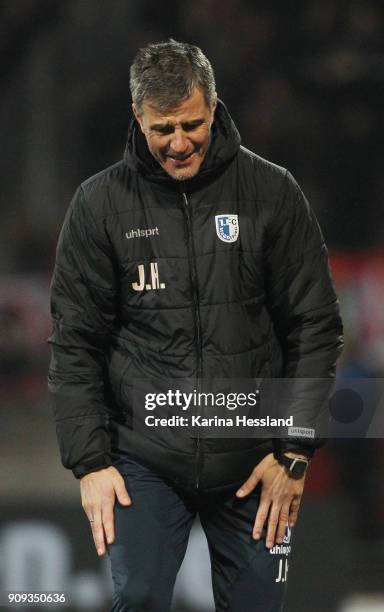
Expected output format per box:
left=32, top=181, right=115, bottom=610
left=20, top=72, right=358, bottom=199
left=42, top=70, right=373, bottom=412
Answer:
left=48, top=100, right=343, bottom=490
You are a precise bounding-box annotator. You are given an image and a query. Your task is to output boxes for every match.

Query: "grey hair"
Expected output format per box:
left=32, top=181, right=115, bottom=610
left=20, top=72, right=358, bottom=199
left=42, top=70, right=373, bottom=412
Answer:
left=130, top=39, right=216, bottom=112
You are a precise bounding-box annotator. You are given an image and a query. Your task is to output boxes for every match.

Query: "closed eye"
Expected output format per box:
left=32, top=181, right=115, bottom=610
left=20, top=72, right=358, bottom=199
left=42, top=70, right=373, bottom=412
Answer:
left=150, top=119, right=205, bottom=135
left=153, top=125, right=174, bottom=135
left=182, top=120, right=204, bottom=131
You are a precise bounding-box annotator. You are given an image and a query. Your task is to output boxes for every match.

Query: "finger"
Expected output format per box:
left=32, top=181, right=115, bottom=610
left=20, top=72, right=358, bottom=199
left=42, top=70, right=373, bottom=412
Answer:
left=82, top=498, right=93, bottom=517
left=289, top=497, right=301, bottom=528
left=252, top=498, right=271, bottom=540
left=236, top=469, right=261, bottom=498
left=266, top=504, right=280, bottom=549
left=114, top=477, right=132, bottom=506
left=102, top=502, right=115, bottom=546
left=276, top=504, right=290, bottom=543
left=82, top=496, right=95, bottom=523
left=90, top=511, right=107, bottom=556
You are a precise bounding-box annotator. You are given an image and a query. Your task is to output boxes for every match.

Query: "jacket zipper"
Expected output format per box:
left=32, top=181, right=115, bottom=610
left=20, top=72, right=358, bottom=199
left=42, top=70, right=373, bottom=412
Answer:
left=181, top=191, right=203, bottom=489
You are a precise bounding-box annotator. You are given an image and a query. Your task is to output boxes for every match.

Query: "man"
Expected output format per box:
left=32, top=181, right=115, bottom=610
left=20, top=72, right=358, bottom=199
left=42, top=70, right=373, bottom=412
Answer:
left=48, top=40, right=343, bottom=611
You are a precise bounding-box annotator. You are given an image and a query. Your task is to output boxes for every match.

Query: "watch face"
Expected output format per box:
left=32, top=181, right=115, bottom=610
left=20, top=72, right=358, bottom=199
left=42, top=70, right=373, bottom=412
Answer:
left=290, top=459, right=308, bottom=478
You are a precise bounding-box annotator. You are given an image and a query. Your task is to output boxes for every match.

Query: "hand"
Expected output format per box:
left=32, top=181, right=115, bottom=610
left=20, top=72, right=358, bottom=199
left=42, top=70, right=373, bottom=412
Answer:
left=80, top=466, right=131, bottom=556
left=236, top=452, right=307, bottom=549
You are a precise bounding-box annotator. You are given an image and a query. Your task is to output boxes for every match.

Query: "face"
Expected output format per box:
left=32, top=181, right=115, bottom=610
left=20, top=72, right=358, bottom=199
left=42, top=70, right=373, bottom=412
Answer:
left=133, top=87, right=217, bottom=181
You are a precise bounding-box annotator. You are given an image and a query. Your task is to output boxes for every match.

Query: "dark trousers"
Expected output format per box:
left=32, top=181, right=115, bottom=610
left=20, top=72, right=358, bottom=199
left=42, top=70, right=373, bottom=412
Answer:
left=108, top=456, right=291, bottom=612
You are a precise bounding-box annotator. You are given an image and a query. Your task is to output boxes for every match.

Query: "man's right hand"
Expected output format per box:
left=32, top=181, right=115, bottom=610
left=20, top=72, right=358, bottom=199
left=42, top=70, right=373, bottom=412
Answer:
left=80, top=466, right=131, bottom=556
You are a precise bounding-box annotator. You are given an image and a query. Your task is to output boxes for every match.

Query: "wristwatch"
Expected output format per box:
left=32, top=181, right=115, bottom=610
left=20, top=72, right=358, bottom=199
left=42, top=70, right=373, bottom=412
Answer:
left=274, top=451, right=309, bottom=479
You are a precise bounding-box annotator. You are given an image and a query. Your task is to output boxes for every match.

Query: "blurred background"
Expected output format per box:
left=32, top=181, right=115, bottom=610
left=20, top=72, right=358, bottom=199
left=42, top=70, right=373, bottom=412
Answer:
left=1, top=1, right=384, bottom=611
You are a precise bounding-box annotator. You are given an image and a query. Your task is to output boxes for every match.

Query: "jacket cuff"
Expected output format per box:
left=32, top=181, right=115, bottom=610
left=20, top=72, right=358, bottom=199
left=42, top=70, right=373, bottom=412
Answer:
left=72, top=454, right=113, bottom=479
left=273, top=438, right=319, bottom=459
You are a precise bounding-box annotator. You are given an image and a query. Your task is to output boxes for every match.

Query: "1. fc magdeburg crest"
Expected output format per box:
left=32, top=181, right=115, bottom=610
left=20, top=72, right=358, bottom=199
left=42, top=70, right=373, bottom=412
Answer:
left=215, top=214, right=239, bottom=243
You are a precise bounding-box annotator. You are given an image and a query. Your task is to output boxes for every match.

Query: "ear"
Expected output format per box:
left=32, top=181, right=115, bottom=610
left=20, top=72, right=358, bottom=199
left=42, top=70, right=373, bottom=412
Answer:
left=132, top=103, right=145, bottom=133
left=212, top=92, right=218, bottom=113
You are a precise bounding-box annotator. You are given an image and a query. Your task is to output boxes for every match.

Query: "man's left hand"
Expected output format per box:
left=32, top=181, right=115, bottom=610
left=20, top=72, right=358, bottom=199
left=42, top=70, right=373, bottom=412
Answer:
left=235, top=452, right=307, bottom=549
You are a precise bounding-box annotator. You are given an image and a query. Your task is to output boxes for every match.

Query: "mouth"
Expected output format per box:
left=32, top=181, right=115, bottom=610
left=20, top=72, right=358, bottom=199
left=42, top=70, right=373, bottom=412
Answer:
left=166, top=151, right=195, bottom=166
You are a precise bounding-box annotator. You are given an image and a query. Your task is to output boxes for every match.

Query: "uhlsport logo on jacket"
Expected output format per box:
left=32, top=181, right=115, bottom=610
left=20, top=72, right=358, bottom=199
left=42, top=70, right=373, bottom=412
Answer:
left=215, top=214, right=239, bottom=243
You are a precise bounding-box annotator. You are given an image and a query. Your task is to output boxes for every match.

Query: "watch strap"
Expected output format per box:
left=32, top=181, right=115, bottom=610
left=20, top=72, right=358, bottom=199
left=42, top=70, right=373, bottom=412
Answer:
left=273, top=450, right=309, bottom=476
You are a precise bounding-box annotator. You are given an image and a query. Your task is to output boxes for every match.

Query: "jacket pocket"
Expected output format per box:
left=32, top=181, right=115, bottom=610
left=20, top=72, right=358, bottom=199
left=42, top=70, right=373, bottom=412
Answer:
left=118, top=354, right=134, bottom=407
left=108, top=349, right=133, bottom=409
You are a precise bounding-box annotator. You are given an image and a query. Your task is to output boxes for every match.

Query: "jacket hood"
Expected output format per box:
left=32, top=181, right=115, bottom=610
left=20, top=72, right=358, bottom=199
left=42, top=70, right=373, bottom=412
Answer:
left=123, top=99, right=241, bottom=185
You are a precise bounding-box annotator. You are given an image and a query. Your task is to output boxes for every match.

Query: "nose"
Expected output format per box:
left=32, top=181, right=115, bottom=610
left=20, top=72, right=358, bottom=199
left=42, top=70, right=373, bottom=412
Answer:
left=169, top=128, right=188, bottom=155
